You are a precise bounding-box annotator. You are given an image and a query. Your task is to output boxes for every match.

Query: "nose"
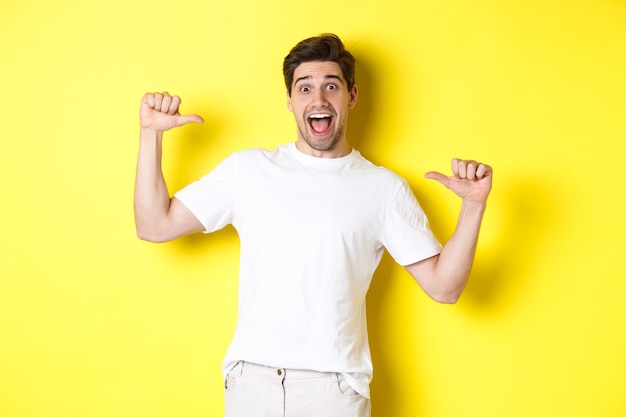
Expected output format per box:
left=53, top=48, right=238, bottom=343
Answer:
left=312, top=88, right=328, bottom=106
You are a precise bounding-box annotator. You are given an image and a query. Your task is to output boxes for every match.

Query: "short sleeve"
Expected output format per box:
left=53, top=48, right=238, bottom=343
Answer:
left=380, top=179, right=442, bottom=266
left=173, top=153, right=238, bottom=233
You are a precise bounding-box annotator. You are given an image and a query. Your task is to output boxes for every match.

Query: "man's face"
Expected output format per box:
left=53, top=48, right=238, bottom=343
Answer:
left=287, top=61, right=358, bottom=158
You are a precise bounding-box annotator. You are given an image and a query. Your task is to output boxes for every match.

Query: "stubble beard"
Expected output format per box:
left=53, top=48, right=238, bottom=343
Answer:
left=297, top=115, right=345, bottom=152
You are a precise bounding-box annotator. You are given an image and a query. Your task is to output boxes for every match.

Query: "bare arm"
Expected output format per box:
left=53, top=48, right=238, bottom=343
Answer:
left=405, top=159, right=493, bottom=304
left=134, top=92, right=205, bottom=242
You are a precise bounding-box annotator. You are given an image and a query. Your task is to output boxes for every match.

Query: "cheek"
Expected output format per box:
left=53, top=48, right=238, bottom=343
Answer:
left=289, top=100, right=304, bottom=114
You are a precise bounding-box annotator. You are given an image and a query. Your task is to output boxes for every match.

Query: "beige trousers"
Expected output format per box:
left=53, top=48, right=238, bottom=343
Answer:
left=224, top=361, right=371, bottom=417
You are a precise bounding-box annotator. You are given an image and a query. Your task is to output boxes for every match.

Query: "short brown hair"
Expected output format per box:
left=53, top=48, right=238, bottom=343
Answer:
left=283, top=33, right=356, bottom=96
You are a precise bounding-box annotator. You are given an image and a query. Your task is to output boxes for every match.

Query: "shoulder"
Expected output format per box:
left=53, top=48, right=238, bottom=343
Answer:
left=233, top=145, right=286, bottom=162
left=351, top=151, right=407, bottom=186
left=217, top=148, right=272, bottom=172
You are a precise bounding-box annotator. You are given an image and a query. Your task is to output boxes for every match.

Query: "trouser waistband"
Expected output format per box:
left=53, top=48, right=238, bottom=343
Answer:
left=230, top=361, right=339, bottom=380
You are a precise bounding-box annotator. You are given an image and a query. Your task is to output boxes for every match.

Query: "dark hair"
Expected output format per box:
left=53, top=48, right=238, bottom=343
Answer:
left=283, top=33, right=356, bottom=96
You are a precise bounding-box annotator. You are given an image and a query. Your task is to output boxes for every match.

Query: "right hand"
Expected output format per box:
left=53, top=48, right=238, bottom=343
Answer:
left=140, top=92, right=204, bottom=132
left=425, top=158, right=492, bottom=204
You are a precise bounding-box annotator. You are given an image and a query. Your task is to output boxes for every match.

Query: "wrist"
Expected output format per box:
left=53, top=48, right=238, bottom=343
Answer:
left=140, top=127, right=163, bottom=142
left=461, top=198, right=487, bottom=214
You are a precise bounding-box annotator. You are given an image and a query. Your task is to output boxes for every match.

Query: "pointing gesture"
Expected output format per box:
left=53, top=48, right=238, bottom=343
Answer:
left=140, top=92, right=204, bottom=132
left=425, top=158, right=493, bottom=204
left=135, top=92, right=206, bottom=242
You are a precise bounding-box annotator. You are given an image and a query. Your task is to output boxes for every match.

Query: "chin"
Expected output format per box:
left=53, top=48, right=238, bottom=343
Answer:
left=306, top=137, right=338, bottom=152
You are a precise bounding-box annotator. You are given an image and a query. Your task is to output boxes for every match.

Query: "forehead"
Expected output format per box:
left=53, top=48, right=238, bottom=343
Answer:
left=292, top=61, right=345, bottom=84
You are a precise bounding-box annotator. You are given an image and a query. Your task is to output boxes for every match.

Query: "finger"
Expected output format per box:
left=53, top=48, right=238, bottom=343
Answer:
left=168, top=95, right=182, bottom=115
left=160, top=93, right=172, bottom=112
left=466, top=161, right=478, bottom=179
left=451, top=158, right=460, bottom=177
left=475, top=163, right=492, bottom=179
left=454, top=159, right=480, bottom=179
left=457, top=159, right=467, bottom=179
left=142, top=93, right=156, bottom=108
left=424, top=171, right=450, bottom=187
left=176, top=114, right=205, bottom=127
left=154, top=93, right=163, bottom=111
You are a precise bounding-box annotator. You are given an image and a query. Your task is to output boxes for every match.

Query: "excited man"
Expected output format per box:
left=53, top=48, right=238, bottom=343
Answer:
left=134, top=33, right=492, bottom=417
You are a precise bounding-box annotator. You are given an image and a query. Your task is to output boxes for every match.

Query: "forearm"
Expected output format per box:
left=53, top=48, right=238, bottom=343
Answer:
left=134, top=128, right=172, bottom=241
left=433, top=200, right=486, bottom=302
left=406, top=199, right=486, bottom=303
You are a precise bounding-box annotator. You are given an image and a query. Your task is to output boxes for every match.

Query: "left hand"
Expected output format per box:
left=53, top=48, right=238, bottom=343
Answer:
left=425, top=158, right=493, bottom=203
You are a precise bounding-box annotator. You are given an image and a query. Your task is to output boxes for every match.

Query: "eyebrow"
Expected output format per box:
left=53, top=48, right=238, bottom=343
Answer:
left=294, top=74, right=344, bottom=86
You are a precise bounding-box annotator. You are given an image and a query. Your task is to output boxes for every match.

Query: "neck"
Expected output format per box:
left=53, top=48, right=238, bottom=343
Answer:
left=295, top=138, right=352, bottom=159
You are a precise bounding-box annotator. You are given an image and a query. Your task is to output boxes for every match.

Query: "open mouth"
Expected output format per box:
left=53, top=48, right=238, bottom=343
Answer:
left=307, top=113, right=333, bottom=136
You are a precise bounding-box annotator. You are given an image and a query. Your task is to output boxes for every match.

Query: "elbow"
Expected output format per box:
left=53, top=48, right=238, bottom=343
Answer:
left=430, top=288, right=463, bottom=304
left=136, top=226, right=170, bottom=243
left=136, top=230, right=158, bottom=243
left=432, top=293, right=461, bottom=304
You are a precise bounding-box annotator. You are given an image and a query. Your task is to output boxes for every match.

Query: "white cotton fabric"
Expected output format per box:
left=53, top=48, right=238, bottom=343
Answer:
left=174, top=142, right=442, bottom=398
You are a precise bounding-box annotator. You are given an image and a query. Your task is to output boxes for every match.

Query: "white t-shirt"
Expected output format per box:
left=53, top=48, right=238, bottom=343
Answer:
left=174, top=142, right=442, bottom=398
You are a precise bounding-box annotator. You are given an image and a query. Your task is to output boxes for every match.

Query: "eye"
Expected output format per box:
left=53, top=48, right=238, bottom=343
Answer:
left=327, top=84, right=337, bottom=90
left=299, top=86, right=310, bottom=92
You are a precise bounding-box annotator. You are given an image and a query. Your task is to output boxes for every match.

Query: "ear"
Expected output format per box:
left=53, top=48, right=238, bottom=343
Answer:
left=348, top=84, right=358, bottom=109
left=286, top=90, right=293, bottom=112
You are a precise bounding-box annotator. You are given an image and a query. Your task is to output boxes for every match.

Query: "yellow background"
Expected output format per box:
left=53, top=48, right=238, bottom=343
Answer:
left=1, top=0, right=625, bottom=416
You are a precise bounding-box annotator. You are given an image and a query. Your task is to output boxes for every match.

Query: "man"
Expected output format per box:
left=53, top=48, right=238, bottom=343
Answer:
left=134, top=34, right=492, bottom=417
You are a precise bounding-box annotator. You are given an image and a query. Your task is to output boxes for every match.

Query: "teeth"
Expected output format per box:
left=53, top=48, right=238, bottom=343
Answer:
left=309, top=114, right=331, bottom=119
